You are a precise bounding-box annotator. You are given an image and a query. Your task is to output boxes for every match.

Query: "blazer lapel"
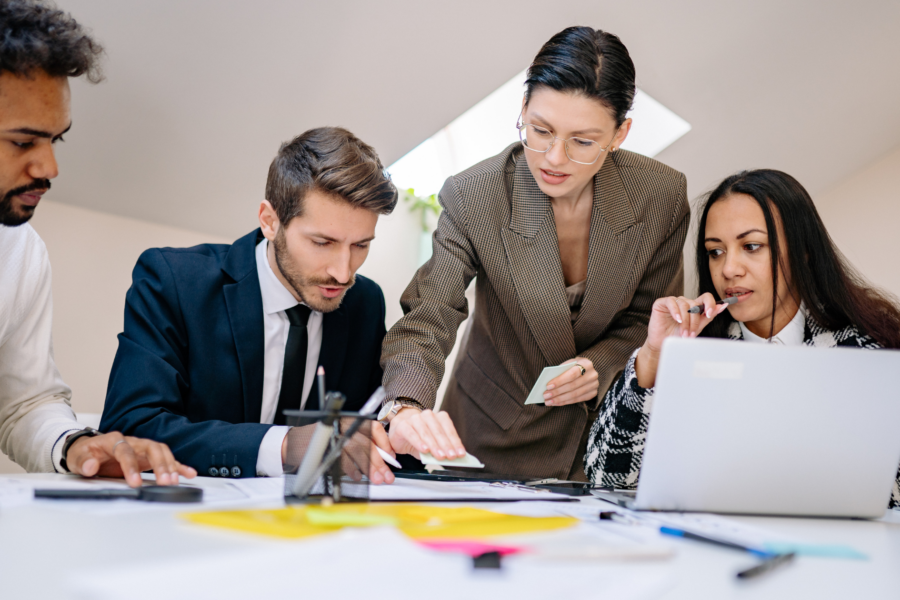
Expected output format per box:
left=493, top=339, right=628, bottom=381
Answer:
left=315, top=305, right=349, bottom=408
left=222, top=230, right=266, bottom=423
left=501, top=158, right=577, bottom=366
left=573, top=155, right=645, bottom=349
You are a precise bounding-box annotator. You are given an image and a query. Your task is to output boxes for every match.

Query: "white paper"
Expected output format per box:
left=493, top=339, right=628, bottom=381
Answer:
left=524, top=365, right=575, bottom=405
left=368, top=477, right=569, bottom=501
left=66, top=526, right=674, bottom=600
left=419, top=451, right=484, bottom=468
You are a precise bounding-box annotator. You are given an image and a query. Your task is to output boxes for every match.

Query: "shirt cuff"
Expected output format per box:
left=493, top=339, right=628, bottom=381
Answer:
left=256, top=426, right=290, bottom=477
left=51, top=428, right=83, bottom=473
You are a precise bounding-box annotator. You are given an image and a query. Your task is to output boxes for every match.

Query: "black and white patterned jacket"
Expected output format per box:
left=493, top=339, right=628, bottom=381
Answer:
left=584, top=315, right=900, bottom=510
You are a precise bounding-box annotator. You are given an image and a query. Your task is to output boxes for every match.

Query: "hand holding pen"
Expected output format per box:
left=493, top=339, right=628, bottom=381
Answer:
left=635, top=293, right=736, bottom=388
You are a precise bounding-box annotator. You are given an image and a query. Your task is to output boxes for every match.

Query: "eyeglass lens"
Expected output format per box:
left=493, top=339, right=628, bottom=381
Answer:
left=519, top=124, right=604, bottom=164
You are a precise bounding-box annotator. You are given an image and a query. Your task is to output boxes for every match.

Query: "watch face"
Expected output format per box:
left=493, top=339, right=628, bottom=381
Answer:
left=377, top=401, right=393, bottom=422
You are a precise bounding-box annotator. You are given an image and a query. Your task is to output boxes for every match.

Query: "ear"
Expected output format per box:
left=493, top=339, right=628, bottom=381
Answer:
left=258, top=200, right=280, bottom=241
left=612, top=118, right=633, bottom=151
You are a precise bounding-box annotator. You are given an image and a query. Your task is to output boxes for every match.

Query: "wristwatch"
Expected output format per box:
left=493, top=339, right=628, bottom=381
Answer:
left=59, top=427, right=101, bottom=472
left=377, top=398, right=421, bottom=425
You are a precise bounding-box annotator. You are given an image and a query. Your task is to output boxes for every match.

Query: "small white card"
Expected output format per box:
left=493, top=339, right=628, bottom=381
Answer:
left=419, top=452, right=485, bottom=469
left=524, top=364, right=577, bottom=405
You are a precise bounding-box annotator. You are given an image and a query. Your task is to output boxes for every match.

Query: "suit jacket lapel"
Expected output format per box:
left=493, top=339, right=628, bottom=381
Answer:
left=222, top=230, right=266, bottom=423
left=316, top=306, right=349, bottom=407
left=501, top=158, right=576, bottom=366
left=573, top=155, right=644, bottom=349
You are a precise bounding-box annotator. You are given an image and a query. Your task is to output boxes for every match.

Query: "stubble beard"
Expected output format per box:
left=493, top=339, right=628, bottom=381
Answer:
left=272, top=229, right=354, bottom=313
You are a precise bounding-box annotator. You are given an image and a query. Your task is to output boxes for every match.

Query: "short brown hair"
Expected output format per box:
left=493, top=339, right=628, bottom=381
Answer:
left=265, top=127, right=398, bottom=225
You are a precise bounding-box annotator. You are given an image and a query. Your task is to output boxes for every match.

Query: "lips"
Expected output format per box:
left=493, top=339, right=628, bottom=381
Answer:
left=539, top=169, right=570, bottom=185
left=318, top=286, right=345, bottom=299
left=724, top=288, right=753, bottom=303
left=15, top=190, right=46, bottom=207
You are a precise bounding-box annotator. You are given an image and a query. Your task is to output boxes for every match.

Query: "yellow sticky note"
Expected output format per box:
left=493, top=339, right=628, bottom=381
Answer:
left=182, top=504, right=576, bottom=541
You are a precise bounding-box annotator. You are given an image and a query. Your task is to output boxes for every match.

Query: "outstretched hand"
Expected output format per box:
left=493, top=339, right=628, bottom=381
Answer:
left=66, top=432, right=197, bottom=488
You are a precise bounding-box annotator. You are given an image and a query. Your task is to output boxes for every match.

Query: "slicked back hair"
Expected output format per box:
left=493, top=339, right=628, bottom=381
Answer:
left=265, top=127, right=398, bottom=226
left=525, top=26, right=636, bottom=126
left=0, top=0, right=103, bottom=83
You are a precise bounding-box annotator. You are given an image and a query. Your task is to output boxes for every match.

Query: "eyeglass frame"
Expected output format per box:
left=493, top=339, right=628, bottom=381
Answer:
left=515, top=114, right=620, bottom=165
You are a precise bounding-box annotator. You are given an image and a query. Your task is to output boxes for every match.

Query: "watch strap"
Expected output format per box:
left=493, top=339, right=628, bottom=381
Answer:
left=59, top=427, right=100, bottom=473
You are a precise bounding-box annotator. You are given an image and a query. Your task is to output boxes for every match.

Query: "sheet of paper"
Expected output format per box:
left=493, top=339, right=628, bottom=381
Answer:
left=524, top=365, right=574, bottom=405
left=67, top=527, right=674, bottom=600
left=419, top=451, right=484, bottom=468
left=368, top=477, right=567, bottom=501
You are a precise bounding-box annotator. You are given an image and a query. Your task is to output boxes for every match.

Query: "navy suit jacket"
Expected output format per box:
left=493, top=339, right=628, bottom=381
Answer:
left=100, top=229, right=386, bottom=477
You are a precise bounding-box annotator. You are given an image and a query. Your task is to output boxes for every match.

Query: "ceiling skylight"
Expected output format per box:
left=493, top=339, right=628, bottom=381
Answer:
left=388, top=69, right=691, bottom=197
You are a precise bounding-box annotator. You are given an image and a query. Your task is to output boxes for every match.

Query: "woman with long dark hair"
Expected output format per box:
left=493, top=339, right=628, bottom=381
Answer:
left=379, top=27, right=690, bottom=478
left=584, top=169, right=900, bottom=508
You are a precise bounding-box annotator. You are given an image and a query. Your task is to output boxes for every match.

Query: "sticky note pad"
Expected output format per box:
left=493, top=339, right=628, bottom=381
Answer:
left=420, top=452, right=485, bottom=468
left=524, top=365, right=576, bottom=405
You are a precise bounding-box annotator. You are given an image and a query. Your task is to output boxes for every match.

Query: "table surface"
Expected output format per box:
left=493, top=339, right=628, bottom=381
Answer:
left=2, top=474, right=899, bottom=600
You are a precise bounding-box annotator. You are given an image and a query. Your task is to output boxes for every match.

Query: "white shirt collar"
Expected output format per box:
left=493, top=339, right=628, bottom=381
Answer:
left=255, top=238, right=303, bottom=315
left=740, top=303, right=806, bottom=346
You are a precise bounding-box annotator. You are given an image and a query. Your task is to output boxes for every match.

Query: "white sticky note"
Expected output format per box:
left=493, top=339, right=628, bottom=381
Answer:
left=524, top=365, right=577, bottom=405
left=419, top=452, right=485, bottom=469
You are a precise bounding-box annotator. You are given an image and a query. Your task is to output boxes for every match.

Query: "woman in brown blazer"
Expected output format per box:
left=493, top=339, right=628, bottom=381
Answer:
left=379, top=26, right=689, bottom=479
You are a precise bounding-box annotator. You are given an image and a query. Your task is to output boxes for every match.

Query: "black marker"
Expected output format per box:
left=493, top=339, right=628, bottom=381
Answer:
left=737, top=552, right=796, bottom=580
left=687, top=296, right=738, bottom=314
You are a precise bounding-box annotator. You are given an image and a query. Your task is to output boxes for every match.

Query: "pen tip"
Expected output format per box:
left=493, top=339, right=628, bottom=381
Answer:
left=317, top=366, right=325, bottom=375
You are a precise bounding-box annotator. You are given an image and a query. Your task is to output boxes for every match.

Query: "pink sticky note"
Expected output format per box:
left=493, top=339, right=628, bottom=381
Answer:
left=416, top=539, right=527, bottom=557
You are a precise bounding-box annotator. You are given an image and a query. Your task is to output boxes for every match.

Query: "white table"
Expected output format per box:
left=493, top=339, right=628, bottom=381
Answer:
left=2, top=474, right=898, bottom=599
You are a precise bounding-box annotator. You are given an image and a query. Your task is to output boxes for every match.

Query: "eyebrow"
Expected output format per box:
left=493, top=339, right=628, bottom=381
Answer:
left=529, top=113, right=604, bottom=136
left=704, top=228, right=767, bottom=243
left=312, top=233, right=376, bottom=244
left=5, top=122, right=72, bottom=139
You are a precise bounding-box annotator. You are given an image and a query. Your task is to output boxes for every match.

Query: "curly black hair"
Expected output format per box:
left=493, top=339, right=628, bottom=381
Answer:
left=0, top=0, right=103, bottom=82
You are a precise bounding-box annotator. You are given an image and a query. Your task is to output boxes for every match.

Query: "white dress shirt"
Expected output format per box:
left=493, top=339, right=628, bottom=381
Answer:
left=254, top=238, right=324, bottom=476
left=739, top=303, right=807, bottom=346
left=0, top=224, right=83, bottom=473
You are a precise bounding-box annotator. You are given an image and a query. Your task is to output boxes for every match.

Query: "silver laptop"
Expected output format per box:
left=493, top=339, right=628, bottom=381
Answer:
left=631, top=337, right=900, bottom=518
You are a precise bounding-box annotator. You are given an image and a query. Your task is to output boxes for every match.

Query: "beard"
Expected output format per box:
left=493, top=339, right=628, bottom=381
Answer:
left=0, top=179, right=51, bottom=226
left=272, top=228, right=355, bottom=313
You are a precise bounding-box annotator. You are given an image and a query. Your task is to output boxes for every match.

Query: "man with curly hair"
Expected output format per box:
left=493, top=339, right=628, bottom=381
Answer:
left=0, top=0, right=196, bottom=485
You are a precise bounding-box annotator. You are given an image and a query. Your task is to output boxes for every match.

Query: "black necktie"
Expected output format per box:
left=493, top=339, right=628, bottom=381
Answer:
left=274, top=304, right=312, bottom=425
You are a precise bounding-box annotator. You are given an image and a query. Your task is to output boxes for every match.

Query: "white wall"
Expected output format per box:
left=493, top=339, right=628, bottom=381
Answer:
left=814, top=145, right=900, bottom=300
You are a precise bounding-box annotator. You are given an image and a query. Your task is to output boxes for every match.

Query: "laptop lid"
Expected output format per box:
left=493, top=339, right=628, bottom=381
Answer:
left=634, top=337, right=900, bottom=518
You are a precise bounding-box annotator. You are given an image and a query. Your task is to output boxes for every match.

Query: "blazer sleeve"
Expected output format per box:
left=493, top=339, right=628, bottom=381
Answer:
left=579, top=173, right=689, bottom=409
left=100, top=249, right=271, bottom=476
left=381, top=176, right=479, bottom=408
left=584, top=350, right=655, bottom=487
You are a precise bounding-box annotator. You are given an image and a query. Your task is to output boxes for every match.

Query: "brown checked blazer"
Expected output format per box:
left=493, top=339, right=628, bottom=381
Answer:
left=381, top=143, right=689, bottom=479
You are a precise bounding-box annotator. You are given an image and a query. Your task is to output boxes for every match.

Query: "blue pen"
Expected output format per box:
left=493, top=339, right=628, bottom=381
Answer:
left=659, top=526, right=774, bottom=558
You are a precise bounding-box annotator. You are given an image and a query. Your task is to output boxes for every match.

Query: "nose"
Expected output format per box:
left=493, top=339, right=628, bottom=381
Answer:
left=545, top=137, right=569, bottom=166
left=720, top=248, right=744, bottom=280
left=326, top=246, right=352, bottom=285
left=28, top=143, right=60, bottom=181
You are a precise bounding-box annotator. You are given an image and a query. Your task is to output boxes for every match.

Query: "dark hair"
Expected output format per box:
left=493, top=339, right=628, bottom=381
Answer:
left=525, top=26, right=635, bottom=126
left=696, top=169, right=900, bottom=348
left=265, top=127, right=398, bottom=225
left=0, top=0, right=103, bottom=82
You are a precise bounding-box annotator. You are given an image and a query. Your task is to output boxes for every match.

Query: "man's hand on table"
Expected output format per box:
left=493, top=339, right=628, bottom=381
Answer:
left=387, top=407, right=466, bottom=460
left=66, top=432, right=197, bottom=488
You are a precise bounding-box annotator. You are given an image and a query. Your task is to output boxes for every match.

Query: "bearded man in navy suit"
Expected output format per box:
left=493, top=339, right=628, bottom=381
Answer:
left=101, top=127, right=397, bottom=483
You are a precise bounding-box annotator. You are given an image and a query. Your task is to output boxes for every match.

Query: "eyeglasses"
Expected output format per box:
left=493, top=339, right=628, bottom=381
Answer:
left=516, top=117, right=618, bottom=165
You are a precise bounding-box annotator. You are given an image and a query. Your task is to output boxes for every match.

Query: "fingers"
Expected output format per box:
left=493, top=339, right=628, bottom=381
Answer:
left=545, top=364, right=583, bottom=393
left=387, top=410, right=465, bottom=460
left=111, top=438, right=143, bottom=488
left=368, top=422, right=395, bottom=485
left=545, top=359, right=599, bottom=406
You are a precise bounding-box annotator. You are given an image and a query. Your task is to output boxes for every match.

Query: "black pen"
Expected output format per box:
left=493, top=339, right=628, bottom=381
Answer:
left=659, top=526, right=771, bottom=557
left=737, top=552, right=796, bottom=580
left=687, top=296, right=738, bottom=314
